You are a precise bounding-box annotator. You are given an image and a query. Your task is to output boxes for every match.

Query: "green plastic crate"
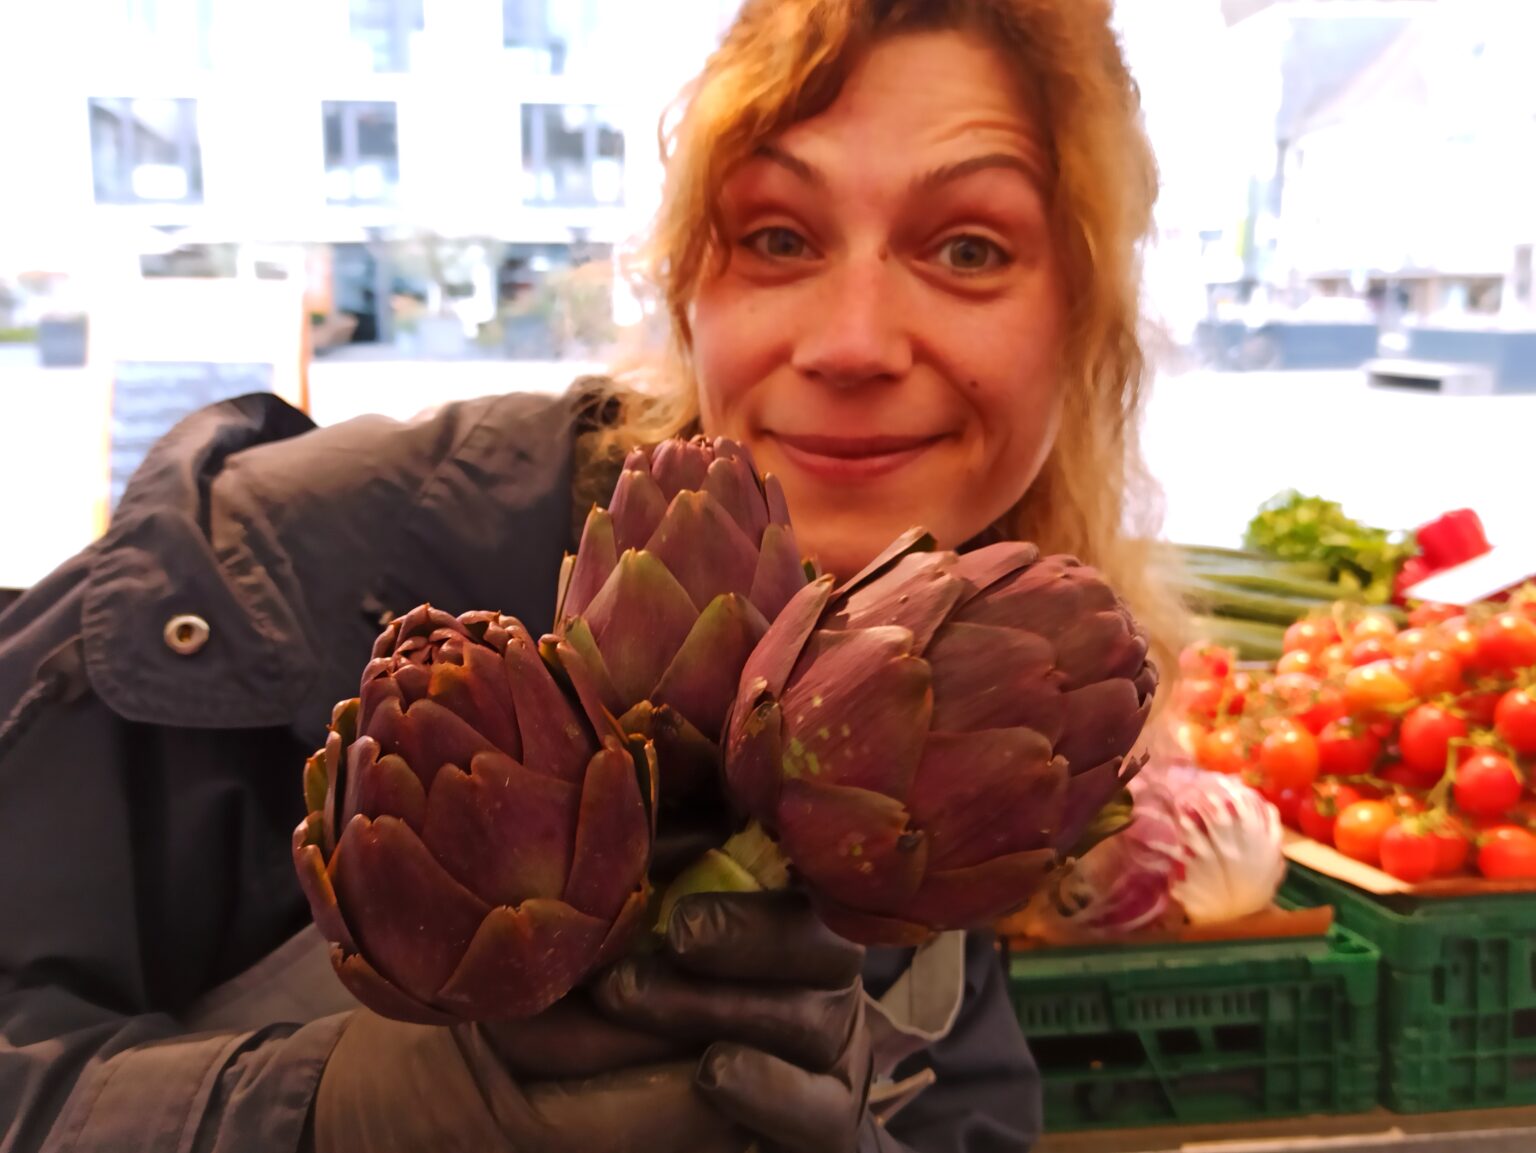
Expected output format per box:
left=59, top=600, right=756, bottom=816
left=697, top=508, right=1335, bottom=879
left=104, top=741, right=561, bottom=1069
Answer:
left=1282, top=864, right=1536, bottom=1113
left=1009, top=924, right=1380, bottom=1131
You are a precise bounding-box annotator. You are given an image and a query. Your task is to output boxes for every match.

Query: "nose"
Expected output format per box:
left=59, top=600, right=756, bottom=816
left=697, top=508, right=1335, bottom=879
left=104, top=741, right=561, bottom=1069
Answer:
left=790, top=250, right=913, bottom=388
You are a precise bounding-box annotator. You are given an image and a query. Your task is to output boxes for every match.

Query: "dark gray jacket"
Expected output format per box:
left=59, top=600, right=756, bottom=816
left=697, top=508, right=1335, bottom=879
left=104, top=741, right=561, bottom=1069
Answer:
left=0, top=389, right=1041, bottom=1152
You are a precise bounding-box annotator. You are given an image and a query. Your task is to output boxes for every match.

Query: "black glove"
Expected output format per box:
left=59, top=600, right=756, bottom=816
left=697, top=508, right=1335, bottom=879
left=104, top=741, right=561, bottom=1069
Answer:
left=591, top=890, right=875, bottom=1153
left=313, top=993, right=752, bottom=1153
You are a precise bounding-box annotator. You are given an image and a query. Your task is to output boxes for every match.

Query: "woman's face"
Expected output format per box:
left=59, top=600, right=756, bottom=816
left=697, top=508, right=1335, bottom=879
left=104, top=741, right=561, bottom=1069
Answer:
left=692, top=30, right=1068, bottom=579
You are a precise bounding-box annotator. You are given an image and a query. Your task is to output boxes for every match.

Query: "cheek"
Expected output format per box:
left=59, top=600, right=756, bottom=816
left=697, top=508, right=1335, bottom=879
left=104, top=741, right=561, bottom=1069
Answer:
left=959, top=297, right=1068, bottom=469
left=690, top=281, right=779, bottom=435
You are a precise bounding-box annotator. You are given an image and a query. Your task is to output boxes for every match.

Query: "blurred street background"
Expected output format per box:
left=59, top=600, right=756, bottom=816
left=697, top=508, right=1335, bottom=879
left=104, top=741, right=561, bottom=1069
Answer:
left=2, top=0, right=1532, bottom=589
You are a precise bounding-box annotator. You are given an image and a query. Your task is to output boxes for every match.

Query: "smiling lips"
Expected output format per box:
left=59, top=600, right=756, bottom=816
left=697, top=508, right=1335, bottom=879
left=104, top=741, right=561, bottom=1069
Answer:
left=771, top=432, right=943, bottom=482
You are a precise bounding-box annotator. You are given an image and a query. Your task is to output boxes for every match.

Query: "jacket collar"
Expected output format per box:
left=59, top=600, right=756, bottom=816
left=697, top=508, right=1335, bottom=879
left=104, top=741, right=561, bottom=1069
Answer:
left=80, top=390, right=581, bottom=750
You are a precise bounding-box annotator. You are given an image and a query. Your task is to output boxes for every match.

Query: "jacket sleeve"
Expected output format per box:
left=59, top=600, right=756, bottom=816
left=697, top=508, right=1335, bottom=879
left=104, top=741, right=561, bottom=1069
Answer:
left=0, top=623, right=348, bottom=1153
left=0, top=397, right=343, bottom=1152
left=877, top=934, right=1041, bottom=1153
left=0, top=387, right=585, bottom=1153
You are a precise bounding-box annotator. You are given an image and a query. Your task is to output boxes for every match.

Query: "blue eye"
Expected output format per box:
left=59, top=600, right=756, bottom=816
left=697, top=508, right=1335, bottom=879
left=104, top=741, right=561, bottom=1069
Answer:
left=937, top=235, right=1009, bottom=274
left=743, top=227, right=811, bottom=260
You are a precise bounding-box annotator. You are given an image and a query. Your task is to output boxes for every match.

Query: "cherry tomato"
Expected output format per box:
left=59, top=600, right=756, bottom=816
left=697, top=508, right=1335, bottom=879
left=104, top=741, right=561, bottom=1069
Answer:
left=1456, top=690, right=1503, bottom=728
left=1277, top=649, right=1320, bottom=677
left=1284, top=617, right=1340, bottom=657
left=1380, top=762, right=1438, bottom=792
left=1295, top=686, right=1348, bottom=736
left=1343, top=661, right=1415, bottom=717
left=1261, top=784, right=1305, bottom=830
left=1258, top=722, right=1321, bottom=791
left=1393, top=628, right=1436, bottom=658
left=1317, top=721, right=1382, bottom=778
left=1409, top=602, right=1461, bottom=629
left=1405, top=649, right=1465, bottom=698
left=1389, top=790, right=1429, bottom=819
left=1226, top=671, right=1256, bottom=717
left=1320, top=642, right=1350, bottom=673
left=1178, top=677, right=1226, bottom=722
left=1380, top=823, right=1438, bottom=883
left=1264, top=671, right=1319, bottom=707
left=1350, top=614, right=1399, bottom=643
left=1171, top=718, right=1208, bottom=758
left=1474, top=613, right=1536, bottom=676
left=1440, top=620, right=1481, bottom=665
left=1399, top=704, right=1469, bottom=777
left=1429, top=818, right=1472, bottom=876
left=1180, top=643, right=1235, bottom=681
left=1476, top=826, right=1536, bottom=880
left=1350, top=637, right=1395, bottom=667
left=1454, top=752, right=1524, bottom=819
left=1298, top=781, right=1365, bottom=845
left=1335, top=800, right=1397, bottom=866
left=1197, top=725, right=1251, bottom=776
left=1494, top=689, right=1536, bottom=756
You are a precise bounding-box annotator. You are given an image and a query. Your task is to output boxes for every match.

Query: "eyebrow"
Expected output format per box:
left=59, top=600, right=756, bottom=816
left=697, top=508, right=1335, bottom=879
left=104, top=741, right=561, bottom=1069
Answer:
left=753, top=144, right=1048, bottom=196
left=755, top=144, right=825, bottom=186
left=913, top=153, right=1048, bottom=195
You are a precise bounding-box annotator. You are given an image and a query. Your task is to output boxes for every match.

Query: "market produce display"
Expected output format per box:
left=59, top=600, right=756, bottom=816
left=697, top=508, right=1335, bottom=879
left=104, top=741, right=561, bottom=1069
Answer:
left=1160, top=543, right=1382, bottom=663
left=1163, top=496, right=1494, bottom=662
left=1243, top=491, right=1418, bottom=605
left=294, top=435, right=1159, bottom=1021
left=1016, top=762, right=1289, bottom=942
left=1172, top=594, right=1536, bottom=885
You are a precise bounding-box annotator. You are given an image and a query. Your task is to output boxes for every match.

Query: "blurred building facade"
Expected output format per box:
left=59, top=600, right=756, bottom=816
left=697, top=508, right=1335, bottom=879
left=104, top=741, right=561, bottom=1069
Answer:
left=0, top=0, right=740, bottom=350
left=1215, top=0, right=1536, bottom=325
left=5, top=0, right=1533, bottom=355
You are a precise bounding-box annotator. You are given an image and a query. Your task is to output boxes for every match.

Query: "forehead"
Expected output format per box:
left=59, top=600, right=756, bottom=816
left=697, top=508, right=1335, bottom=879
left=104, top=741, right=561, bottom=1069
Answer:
left=768, top=30, right=1047, bottom=174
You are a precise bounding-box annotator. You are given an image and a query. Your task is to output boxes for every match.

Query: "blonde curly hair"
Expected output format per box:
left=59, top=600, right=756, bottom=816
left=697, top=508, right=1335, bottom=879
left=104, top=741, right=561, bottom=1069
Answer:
left=593, top=0, right=1185, bottom=668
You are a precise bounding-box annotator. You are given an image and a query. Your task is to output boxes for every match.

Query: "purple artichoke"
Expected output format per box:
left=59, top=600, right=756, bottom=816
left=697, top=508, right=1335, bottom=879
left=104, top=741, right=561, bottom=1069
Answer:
left=293, top=606, right=654, bottom=1023
left=722, top=531, right=1158, bottom=946
left=548, top=435, right=809, bottom=794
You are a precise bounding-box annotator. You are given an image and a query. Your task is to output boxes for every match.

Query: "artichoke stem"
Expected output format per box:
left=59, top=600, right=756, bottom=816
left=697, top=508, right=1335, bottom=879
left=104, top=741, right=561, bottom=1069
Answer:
left=720, top=821, right=791, bottom=890
left=653, top=822, right=790, bottom=933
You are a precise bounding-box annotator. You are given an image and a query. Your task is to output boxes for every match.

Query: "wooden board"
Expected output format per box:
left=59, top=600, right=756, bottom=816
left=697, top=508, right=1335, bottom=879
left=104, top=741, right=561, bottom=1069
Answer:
left=1283, top=828, right=1536, bottom=897
left=1002, top=903, right=1334, bottom=950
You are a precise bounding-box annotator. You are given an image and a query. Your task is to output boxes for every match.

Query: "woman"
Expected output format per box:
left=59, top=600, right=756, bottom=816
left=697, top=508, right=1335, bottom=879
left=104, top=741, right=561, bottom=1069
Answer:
left=0, top=1, right=1168, bottom=1150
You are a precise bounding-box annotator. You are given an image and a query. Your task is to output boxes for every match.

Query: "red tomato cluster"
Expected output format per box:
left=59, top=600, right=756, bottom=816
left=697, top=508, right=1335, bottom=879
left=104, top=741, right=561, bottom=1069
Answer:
left=1173, top=595, right=1536, bottom=883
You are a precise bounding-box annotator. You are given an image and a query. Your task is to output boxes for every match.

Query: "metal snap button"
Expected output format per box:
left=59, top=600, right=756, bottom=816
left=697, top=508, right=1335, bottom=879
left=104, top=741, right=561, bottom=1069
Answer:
left=164, top=614, right=211, bottom=656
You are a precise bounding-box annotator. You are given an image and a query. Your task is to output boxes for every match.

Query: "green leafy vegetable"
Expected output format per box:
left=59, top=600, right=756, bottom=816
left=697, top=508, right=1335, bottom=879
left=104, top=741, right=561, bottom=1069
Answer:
left=1243, top=490, right=1416, bottom=605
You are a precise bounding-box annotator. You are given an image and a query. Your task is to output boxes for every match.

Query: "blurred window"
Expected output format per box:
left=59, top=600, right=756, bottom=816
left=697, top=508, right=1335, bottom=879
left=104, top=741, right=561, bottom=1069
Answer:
left=323, top=101, right=401, bottom=205
left=88, top=97, right=204, bottom=205
left=504, top=0, right=565, bottom=73
left=350, top=0, right=425, bottom=73
left=125, top=0, right=215, bottom=69
left=504, top=0, right=545, bottom=46
left=521, top=105, right=625, bottom=206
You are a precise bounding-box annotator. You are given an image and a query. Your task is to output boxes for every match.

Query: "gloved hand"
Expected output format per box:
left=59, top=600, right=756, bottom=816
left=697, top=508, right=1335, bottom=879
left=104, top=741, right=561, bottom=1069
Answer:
left=314, top=991, right=756, bottom=1153
left=590, top=890, right=874, bottom=1153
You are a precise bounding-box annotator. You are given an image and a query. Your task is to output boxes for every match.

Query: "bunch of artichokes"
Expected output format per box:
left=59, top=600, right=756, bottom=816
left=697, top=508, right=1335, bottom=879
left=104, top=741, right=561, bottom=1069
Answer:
left=295, top=434, right=1159, bottom=1019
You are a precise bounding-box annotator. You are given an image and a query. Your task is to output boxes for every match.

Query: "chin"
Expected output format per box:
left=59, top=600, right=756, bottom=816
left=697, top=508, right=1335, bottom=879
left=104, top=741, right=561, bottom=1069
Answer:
left=793, top=529, right=874, bottom=583
left=799, top=520, right=932, bottom=582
